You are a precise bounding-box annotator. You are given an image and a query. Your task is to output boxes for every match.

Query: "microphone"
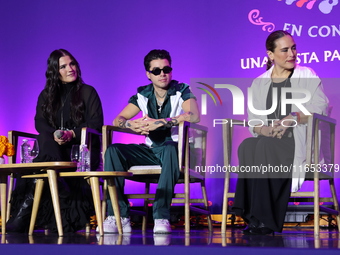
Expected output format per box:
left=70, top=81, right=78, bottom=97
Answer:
left=54, top=130, right=64, bottom=139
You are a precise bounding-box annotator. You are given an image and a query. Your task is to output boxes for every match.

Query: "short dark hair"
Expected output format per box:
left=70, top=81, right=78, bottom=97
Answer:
left=265, top=30, right=293, bottom=70
left=144, top=49, right=172, bottom=71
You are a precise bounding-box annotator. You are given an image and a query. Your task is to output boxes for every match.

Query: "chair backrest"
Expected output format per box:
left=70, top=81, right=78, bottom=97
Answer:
left=222, top=119, right=249, bottom=168
left=305, top=113, right=336, bottom=179
left=187, top=122, right=208, bottom=177
left=7, top=131, right=38, bottom=164
left=80, top=127, right=103, bottom=171
left=8, top=128, right=102, bottom=170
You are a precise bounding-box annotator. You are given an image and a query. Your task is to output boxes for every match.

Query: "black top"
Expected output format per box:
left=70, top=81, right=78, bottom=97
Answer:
left=34, top=83, right=104, bottom=143
left=266, top=71, right=294, bottom=120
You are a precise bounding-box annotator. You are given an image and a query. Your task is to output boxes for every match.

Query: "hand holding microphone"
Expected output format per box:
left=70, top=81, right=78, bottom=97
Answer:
left=54, top=130, right=74, bottom=145
left=54, top=130, right=64, bottom=139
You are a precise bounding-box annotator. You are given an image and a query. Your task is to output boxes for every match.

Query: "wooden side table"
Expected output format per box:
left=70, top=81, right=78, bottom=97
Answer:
left=22, top=171, right=133, bottom=236
left=0, top=162, right=76, bottom=235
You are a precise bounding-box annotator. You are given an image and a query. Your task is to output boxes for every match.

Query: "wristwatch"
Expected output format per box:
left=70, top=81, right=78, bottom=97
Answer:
left=290, top=112, right=298, bottom=122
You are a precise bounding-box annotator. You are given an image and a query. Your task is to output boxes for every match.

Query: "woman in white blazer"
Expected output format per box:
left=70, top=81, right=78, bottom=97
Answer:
left=232, top=30, right=329, bottom=235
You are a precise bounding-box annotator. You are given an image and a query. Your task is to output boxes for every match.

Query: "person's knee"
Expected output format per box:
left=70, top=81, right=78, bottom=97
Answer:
left=239, top=138, right=257, bottom=151
left=164, top=142, right=178, bottom=155
left=106, top=143, right=126, bottom=155
left=104, top=144, right=122, bottom=167
left=256, top=137, right=276, bottom=151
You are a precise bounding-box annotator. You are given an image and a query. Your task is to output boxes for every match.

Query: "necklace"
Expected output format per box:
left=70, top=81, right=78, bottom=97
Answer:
left=272, top=78, right=289, bottom=120
left=154, top=89, right=167, bottom=98
left=154, top=90, right=167, bottom=113
left=60, top=87, right=73, bottom=130
left=156, top=98, right=164, bottom=113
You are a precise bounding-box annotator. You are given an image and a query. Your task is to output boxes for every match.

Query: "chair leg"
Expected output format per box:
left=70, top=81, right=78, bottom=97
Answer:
left=142, top=182, right=150, bottom=232
left=184, top=175, right=190, bottom=233
left=201, top=181, right=212, bottom=232
left=221, top=172, right=230, bottom=234
left=107, top=178, right=122, bottom=234
left=314, top=178, right=320, bottom=236
left=6, top=174, right=14, bottom=222
left=89, top=177, right=103, bottom=236
left=47, top=169, right=63, bottom=236
left=28, top=178, right=44, bottom=235
left=329, top=179, right=340, bottom=232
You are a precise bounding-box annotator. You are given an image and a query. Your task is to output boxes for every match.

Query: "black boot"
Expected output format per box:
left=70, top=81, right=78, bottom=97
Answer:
left=6, top=178, right=36, bottom=233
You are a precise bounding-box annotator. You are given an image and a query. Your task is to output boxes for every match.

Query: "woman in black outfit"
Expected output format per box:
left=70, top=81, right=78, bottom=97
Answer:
left=232, top=31, right=328, bottom=235
left=7, top=49, right=104, bottom=233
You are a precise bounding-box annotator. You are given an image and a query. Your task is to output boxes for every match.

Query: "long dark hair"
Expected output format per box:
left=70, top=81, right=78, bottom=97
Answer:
left=42, top=49, right=84, bottom=128
left=265, top=30, right=292, bottom=70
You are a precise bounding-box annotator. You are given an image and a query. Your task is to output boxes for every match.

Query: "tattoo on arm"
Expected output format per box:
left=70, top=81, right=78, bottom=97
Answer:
left=171, top=118, right=179, bottom=125
left=155, top=120, right=166, bottom=125
left=162, top=118, right=179, bottom=128
left=117, top=117, right=127, bottom=128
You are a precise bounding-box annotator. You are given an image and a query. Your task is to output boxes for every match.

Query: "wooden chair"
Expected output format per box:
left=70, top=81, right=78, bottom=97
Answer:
left=101, top=121, right=212, bottom=233
left=221, top=114, right=340, bottom=236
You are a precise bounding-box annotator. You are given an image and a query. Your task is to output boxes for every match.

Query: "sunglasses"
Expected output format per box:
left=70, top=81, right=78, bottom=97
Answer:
left=148, top=66, right=172, bottom=76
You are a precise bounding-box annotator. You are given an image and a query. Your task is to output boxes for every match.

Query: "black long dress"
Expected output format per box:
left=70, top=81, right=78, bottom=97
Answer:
left=232, top=76, right=295, bottom=232
left=8, top=82, right=103, bottom=233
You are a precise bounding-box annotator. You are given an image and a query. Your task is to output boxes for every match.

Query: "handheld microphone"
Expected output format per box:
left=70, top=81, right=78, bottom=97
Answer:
left=54, top=130, right=64, bottom=139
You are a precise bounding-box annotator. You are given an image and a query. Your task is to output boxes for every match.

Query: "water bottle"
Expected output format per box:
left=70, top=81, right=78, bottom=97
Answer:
left=21, top=139, right=30, bottom=163
left=80, top=144, right=91, bottom=172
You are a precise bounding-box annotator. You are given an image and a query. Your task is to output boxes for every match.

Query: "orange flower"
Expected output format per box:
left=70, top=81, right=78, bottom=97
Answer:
left=0, top=135, right=15, bottom=157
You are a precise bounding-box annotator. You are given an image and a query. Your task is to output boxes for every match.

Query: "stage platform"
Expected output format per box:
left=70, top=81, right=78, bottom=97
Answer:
left=1, top=226, right=339, bottom=255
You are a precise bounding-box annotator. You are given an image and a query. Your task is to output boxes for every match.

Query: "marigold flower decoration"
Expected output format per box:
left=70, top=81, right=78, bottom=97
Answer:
left=0, top=135, right=15, bottom=157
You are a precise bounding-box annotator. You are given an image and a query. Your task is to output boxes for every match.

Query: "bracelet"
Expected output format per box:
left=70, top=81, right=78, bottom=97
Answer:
left=165, top=118, right=174, bottom=128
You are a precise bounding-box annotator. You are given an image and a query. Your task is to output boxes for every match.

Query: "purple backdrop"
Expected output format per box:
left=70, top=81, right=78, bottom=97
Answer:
left=1, top=0, right=339, bottom=213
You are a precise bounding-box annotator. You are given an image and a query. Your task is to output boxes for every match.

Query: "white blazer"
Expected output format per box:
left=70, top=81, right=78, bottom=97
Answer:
left=247, top=65, right=329, bottom=192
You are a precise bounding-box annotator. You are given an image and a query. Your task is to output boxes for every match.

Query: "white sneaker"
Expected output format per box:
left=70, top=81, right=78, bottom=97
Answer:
left=153, top=219, right=172, bottom=233
left=96, top=216, right=132, bottom=233
left=121, top=217, right=132, bottom=233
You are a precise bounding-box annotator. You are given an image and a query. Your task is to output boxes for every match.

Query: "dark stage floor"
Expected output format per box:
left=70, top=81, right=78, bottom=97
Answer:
left=1, top=226, right=340, bottom=254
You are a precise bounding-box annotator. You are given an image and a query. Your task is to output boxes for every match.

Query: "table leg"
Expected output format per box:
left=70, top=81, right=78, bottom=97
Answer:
left=6, top=174, right=14, bottom=222
left=89, top=177, right=103, bottom=236
left=29, top=178, right=45, bottom=235
left=107, top=178, right=122, bottom=234
left=0, top=175, right=7, bottom=235
left=47, top=169, right=63, bottom=236
left=101, top=180, right=107, bottom=221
